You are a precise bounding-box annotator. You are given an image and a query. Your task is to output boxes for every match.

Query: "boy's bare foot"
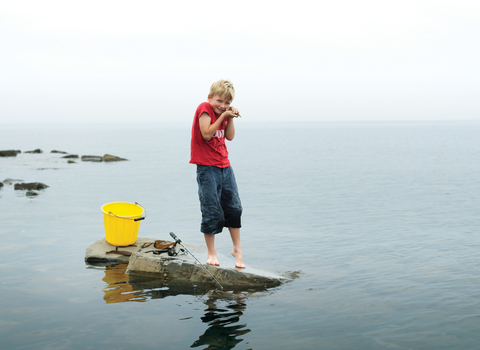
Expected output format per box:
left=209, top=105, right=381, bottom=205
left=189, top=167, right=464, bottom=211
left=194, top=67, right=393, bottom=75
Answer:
left=206, top=255, right=220, bottom=266
left=231, top=251, right=246, bottom=269
left=204, top=233, right=219, bottom=266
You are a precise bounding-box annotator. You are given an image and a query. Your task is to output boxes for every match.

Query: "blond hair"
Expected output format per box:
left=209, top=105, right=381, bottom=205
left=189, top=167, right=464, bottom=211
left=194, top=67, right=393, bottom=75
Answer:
left=209, top=80, right=235, bottom=101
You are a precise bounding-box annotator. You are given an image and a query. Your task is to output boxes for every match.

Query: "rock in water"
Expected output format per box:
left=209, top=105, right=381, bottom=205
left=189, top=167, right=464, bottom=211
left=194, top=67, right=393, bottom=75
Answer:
left=81, top=155, right=103, bottom=162
left=14, top=182, right=49, bottom=190
left=0, top=150, right=20, bottom=157
left=2, top=178, right=23, bottom=185
left=103, top=154, right=128, bottom=162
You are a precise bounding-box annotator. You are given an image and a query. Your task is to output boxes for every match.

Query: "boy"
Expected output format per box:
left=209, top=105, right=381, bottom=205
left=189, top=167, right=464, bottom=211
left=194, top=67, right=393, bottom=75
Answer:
left=190, top=80, right=245, bottom=268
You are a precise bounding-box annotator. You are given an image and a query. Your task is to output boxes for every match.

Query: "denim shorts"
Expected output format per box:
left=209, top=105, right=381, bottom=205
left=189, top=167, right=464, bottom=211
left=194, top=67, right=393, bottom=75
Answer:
left=196, top=165, right=242, bottom=235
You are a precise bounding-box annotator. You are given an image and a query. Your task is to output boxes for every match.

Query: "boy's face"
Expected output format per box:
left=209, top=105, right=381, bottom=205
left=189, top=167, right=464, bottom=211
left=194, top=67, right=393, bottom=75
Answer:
left=208, top=94, right=232, bottom=115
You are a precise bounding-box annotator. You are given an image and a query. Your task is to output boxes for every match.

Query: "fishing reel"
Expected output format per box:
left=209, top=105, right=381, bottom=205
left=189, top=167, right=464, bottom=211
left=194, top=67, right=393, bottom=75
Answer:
left=168, top=242, right=185, bottom=256
left=142, top=240, right=185, bottom=256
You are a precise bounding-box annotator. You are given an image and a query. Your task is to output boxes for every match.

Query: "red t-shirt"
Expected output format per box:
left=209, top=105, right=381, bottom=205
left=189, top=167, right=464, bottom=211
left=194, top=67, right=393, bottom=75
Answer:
left=190, top=102, right=230, bottom=168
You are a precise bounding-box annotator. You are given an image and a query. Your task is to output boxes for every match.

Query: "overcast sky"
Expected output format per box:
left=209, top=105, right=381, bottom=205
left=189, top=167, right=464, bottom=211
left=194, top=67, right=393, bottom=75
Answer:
left=1, top=0, right=478, bottom=124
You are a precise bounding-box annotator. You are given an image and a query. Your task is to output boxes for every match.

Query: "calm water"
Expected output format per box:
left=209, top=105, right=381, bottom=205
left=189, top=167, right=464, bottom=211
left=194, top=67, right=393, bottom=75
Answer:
left=1, top=121, right=480, bottom=349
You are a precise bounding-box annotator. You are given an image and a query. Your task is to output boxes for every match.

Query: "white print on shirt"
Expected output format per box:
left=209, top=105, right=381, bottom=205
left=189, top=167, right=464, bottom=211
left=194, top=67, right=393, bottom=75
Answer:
left=214, top=129, right=224, bottom=139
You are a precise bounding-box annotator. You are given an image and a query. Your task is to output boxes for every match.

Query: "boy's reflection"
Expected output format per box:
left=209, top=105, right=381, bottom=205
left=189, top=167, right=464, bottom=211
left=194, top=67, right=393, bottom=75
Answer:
left=98, top=262, right=254, bottom=348
left=102, top=263, right=146, bottom=303
left=191, top=294, right=251, bottom=350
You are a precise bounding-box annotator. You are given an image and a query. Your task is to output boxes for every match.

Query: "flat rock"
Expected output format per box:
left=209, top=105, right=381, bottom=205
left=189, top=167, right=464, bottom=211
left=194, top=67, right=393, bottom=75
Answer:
left=25, top=149, right=43, bottom=154
left=62, top=154, right=79, bottom=159
left=81, top=155, right=103, bottom=162
left=85, top=237, right=286, bottom=288
left=0, top=150, right=20, bottom=157
left=103, top=154, right=128, bottom=162
left=2, top=178, right=23, bottom=185
left=51, top=150, right=68, bottom=154
left=14, top=182, right=49, bottom=190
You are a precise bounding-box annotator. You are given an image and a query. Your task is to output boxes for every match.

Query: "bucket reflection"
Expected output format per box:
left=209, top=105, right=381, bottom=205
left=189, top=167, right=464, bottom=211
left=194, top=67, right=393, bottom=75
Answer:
left=87, top=262, right=269, bottom=349
left=101, top=262, right=146, bottom=303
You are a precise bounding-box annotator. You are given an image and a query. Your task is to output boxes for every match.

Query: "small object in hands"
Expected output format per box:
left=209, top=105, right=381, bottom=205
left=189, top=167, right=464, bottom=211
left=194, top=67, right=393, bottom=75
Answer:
left=228, top=107, right=241, bottom=118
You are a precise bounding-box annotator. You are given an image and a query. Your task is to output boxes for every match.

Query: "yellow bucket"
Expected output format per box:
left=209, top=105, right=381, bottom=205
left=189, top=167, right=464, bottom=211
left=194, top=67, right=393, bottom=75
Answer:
left=101, top=202, right=145, bottom=246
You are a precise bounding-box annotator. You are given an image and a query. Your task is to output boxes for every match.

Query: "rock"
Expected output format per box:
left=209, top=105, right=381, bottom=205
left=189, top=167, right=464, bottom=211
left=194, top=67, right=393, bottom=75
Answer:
left=0, top=182, right=3, bottom=188
left=81, top=155, right=103, bottom=162
left=14, top=182, right=49, bottom=190
left=25, top=149, right=43, bottom=154
left=86, top=237, right=154, bottom=263
left=103, top=154, right=128, bottom=162
left=85, top=238, right=287, bottom=288
left=2, top=178, right=23, bottom=185
left=0, top=150, right=20, bottom=157
left=62, top=154, right=79, bottom=159
left=67, top=160, right=76, bottom=164
left=26, top=191, right=39, bottom=197
left=128, top=253, right=284, bottom=288
left=51, top=150, right=68, bottom=154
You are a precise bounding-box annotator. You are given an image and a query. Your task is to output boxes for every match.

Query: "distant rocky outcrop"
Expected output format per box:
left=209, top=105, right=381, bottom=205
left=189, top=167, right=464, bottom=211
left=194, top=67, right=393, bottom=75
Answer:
left=0, top=150, right=20, bottom=157
left=103, top=154, right=128, bottom=162
left=25, top=149, right=43, bottom=154
left=2, top=178, right=23, bottom=185
left=0, top=182, right=3, bottom=188
left=51, top=150, right=68, bottom=154
left=81, top=154, right=128, bottom=162
left=62, top=154, right=79, bottom=159
left=14, top=182, right=49, bottom=190
left=81, top=155, right=103, bottom=162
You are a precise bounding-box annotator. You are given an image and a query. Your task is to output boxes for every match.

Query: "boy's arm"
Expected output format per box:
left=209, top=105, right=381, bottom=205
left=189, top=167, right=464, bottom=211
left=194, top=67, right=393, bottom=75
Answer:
left=199, top=110, right=238, bottom=141
left=225, top=117, right=235, bottom=141
left=225, top=106, right=239, bottom=141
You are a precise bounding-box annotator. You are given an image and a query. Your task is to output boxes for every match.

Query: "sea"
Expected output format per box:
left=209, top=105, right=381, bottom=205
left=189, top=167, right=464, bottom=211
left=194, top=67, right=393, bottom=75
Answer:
left=1, top=120, right=479, bottom=350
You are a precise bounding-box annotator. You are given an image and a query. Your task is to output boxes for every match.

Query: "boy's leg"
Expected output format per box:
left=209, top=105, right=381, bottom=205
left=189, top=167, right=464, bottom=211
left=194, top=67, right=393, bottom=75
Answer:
left=221, top=167, right=245, bottom=268
left=204, top=233, right=219, bottom=266
left=229, top=227, right=245, bottom=268
left=197, top=165, right=225, bottom=265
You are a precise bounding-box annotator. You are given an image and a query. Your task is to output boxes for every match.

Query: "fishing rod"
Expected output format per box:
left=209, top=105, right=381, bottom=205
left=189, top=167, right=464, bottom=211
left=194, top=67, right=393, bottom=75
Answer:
left=169, top=232, right=223, bottom=290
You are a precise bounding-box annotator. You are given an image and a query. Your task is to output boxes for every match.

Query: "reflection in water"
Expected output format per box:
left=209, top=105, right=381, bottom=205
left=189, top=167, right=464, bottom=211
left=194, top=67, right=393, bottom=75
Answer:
left=101, top=263, right=146, bottom=303
left=191, top=295, right=251, bottom=350
left=89, top=262, right=255, bottom=349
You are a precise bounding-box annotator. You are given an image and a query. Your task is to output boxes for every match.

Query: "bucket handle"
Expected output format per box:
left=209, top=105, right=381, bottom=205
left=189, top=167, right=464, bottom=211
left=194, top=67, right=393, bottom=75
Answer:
left=108, top=202, right=146, bottom=221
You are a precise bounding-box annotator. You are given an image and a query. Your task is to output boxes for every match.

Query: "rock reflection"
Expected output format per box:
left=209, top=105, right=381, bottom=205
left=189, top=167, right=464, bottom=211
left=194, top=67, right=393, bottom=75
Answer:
left=191, top=293, right=251, bottom=350
left=89, top=262, right=259, bottom=348
left=101, top=263, right=146, bottom=303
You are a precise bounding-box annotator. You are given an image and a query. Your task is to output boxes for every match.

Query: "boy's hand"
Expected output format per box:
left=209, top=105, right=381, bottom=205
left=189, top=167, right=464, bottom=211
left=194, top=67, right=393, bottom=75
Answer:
left=227, top=107, right=241, bottom=118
